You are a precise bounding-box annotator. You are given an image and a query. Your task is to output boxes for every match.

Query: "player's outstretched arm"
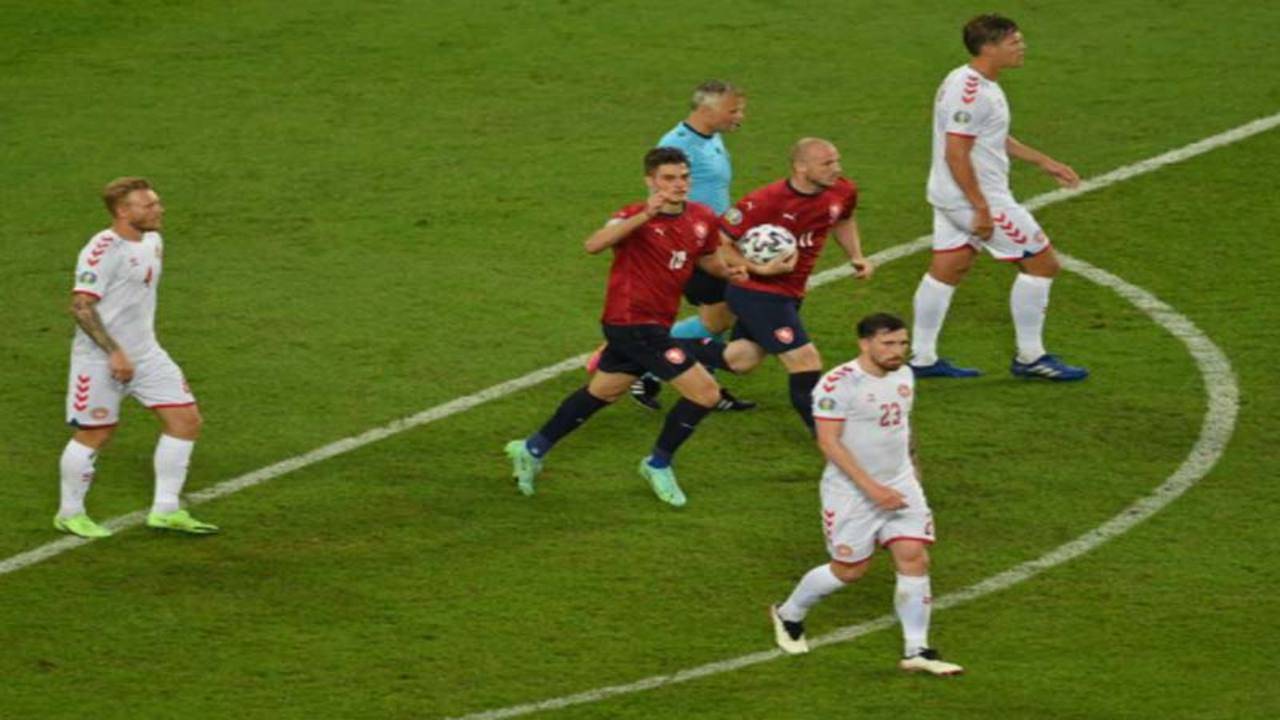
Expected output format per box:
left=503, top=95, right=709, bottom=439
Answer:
left=1006, top=135, right=1080, bottom=188
left=832, top=217, right=873, bottom=280
left=816, top=420, right=906, bottom=510
left=70, top=293, right=134, bottom=382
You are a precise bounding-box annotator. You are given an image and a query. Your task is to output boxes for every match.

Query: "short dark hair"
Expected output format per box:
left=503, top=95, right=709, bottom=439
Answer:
left=857, top=312, right=906, bottom=339
left=963, top=14, right=1019, bottom=56
left=645, top=146, right=689, bottom=175
left=102, top=176, right=153, bottom=215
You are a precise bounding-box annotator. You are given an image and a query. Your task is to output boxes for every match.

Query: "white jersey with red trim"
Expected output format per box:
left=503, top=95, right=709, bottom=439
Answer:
left=926, top=63, right=1016, bottom=210
left=71, top=229, right=164, bottom=359
left=812, top=360, right=916, bottom=490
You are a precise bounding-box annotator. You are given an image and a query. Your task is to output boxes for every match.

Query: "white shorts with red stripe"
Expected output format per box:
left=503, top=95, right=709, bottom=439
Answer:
left=820, top=472, right=934, bottom=564
left=933, top=204, right=1051, bottom=261
left=66, top=347, right=195, bottom=428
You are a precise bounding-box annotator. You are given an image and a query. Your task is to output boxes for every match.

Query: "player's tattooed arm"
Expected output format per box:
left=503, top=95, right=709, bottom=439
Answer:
left=71, top=294, right=135, bottom=382
left=70, top=294, right=119, bottom=353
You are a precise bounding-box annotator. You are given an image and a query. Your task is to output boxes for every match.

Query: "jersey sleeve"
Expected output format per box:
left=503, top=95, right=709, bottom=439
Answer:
left=719, top=191, right=770, bottom=240
left=941, top=85, right=993, bottom=138
left=606, top=203, right=644, bottom=230
left=71, top=235, right=119, bottom=299
left=812, top=374, right=854, bottom=422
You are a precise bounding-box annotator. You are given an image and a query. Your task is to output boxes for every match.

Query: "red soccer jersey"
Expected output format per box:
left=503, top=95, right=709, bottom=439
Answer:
left=601, top=201, right=720, bottom=327
left=719, top=178, right=858, bottom=299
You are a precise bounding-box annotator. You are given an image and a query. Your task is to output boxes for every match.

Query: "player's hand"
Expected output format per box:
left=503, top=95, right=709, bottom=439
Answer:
left=644, top=189, right=673, bottom=216
left=971, top=206, right=994, bottom=241
left=756, top=251, right=797, bottom=276
left=109, top=349, right=135, bottom=383
left=866, top=483, right=907, bottom=511
left=1041, top=159, right=1081, bottom=188
left=850, top=256, right=874, bottom=280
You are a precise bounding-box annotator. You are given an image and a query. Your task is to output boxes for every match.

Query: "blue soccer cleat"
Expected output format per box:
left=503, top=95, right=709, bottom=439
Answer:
left=1010, top=354, right=1089, bottom=382
left=909, top=358, right=982, bottom=378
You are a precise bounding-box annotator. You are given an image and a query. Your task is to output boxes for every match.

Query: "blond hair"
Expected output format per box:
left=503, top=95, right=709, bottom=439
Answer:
left=102, top=177, right=153, bottom=215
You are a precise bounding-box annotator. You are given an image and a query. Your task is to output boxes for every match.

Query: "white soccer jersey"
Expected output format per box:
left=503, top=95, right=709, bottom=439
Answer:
left=71, top=229, right=164, bottom=359
left=926, top=64, right=1016, bottom=210
left=812, top=360, right=916, bottom=489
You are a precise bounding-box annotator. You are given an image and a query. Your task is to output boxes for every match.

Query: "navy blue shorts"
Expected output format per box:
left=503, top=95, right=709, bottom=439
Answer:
left=725, top=285, right=810, bottom=354
left=597, top=324, right=698, bottom=381
left=682, top=266, right=727, bottom=306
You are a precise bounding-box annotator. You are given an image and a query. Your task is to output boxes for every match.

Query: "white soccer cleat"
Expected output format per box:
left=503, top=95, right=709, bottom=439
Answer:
left=899, top=648, right=964, bottom=676
left=770, top=605, right=809, bottom=655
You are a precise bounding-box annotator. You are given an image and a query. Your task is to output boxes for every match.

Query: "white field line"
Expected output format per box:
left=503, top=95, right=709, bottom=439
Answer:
left=0, top=110, right=1271, bottom=587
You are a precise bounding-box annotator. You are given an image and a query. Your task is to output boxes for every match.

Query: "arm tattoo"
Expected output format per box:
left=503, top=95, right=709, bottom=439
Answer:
left=71, top=296, right=119, bottom=353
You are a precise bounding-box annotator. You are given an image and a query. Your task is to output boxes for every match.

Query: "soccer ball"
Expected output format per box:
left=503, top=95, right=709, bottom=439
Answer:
left=738, top=224, right=797, bottom=265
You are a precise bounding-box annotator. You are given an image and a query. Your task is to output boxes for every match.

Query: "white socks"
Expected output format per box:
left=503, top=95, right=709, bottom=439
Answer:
left=779, top=564, right=848, bottom=622
left=58, top=439, right=98, bottom=518
left=152, top=434, right=195, bottom=514
left=910, top=273, right=956, bottom=366
left=1011, top=273, right=1053, bottom=363
left=895, top=573, right=932, bottom=656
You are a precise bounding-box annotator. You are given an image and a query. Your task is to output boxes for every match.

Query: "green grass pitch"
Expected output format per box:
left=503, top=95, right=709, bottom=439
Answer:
left=1, top=1, right=1278, bottom=718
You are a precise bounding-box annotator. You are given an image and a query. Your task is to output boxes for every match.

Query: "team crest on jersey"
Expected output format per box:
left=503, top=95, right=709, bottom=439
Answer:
left=774, top=326, right=795, bottom=345
left=664, top=347, right=687, bottom=365
left=724, top=208, right=743, bottom=226
left=693, top=222, right=708, bottom=239
left=898, top=384, right=912, bottom=398
left=953, top=110, right=973, bottom=124
left=828, top=204, right=841, bottom=221
left=77, top=271, right=98, bottom=285
left=817, top=397, right=836, bottom=411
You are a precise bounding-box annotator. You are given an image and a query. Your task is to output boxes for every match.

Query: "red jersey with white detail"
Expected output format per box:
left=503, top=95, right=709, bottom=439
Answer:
left=71, top=229, right=164, bottom=359
left=812, top=360, right=915, bottom=488
left=720, top=178, right=857, bottom=299
left=601, top=202, right=719, bottom=327
left=927, top=63, right=1016, bottom=210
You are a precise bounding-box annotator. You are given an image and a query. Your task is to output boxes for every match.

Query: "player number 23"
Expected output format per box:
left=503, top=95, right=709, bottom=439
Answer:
left=878, top=402, right=903, bottom=427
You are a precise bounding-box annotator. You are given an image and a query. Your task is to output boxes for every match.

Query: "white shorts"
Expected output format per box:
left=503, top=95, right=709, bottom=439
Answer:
left=933, top=204, right=1051, bottom=261
left=820, top=474, right=934, bottom=564
left=66, top=348, right=196, bottom=428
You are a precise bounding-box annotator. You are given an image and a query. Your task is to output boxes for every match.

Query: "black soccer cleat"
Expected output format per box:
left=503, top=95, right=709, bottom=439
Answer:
left=715, top=388, right=757, bottom=412
left=629, top=376, right=662, bottom=411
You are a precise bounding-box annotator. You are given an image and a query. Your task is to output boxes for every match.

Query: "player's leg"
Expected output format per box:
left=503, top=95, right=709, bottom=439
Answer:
left=910, top=209, right=981, bottom=378
left=777, top=342, right=823, bottom=434
left=135, top=352, right=217, bottom=534
left=998, top=207, right=1087, bottom=381
left=880, top=488, right=960, bottom=675
left=772, top=490, right=878, bottom=655
left=56, top=359, right=122, bottom=538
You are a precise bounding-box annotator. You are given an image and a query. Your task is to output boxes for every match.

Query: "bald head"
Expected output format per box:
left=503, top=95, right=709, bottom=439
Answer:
left=789, top=138, right=843, bottom=191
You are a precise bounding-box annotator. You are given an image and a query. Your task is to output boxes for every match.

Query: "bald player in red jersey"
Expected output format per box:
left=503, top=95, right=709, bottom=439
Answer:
left=504, top=147, right=739, bottom=507
left=700, top=138, right=875, bottom=433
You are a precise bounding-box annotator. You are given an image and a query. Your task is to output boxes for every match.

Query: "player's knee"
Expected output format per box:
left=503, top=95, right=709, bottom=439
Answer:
left=163, top=406, right=203, bottom=440
left=929, top=254, right=973, bottom=285
left=893, top=545, right=930, bottom=575
left=830, top=559, right=870, bottom=583
left=73, top=426, right=116, bottom=450
left=782, top=344, right=822, bottom=373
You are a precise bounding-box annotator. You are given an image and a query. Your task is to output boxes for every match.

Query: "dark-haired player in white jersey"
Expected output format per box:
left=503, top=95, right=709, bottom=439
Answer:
left=910, top=14, right=1088, bottom=381
left=770, top=313, right=963, bottom=675
left=55, top=177, right=217, bottom=538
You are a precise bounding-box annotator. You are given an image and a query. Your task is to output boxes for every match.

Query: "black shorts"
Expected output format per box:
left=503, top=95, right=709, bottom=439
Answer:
left=597, top=324, right=698, bottom=381
left=725, top=285, right=810, bottom=354
left=682, top=266, right=727, bottom=306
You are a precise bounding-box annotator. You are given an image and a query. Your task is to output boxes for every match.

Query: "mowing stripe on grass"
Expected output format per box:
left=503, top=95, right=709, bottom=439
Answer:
left=2, top=111, right=1273, bottom=587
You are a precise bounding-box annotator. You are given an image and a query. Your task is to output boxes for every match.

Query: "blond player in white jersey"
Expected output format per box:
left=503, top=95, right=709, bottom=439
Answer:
left=910, top=13, right=1088, bottom=382
left=55, top=177, right=217, bottom=538
left=770, top=313, right=962, bottom=676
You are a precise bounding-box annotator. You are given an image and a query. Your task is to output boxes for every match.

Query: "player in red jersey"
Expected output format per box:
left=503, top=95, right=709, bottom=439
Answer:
left=701, top=138, right=875, bottom=433
left=504, top=148, right=738, bottom=507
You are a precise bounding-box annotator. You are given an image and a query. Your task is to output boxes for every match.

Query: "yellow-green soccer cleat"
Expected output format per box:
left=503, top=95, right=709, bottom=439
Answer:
left=504, top=440, right=542, bottom=496
left=146, top=509, right=219, bottom=535
left=53, top=513, right=112, bottom=539
left=638, top=458, right=687, bottom=507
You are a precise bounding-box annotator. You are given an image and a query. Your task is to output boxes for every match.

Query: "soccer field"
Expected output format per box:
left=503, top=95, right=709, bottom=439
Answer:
left=2, top=2, right=1279, bottom=718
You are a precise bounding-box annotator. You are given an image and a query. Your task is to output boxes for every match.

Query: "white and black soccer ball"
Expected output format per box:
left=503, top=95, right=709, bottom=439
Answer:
left=738, top=224, right=797, bottom=265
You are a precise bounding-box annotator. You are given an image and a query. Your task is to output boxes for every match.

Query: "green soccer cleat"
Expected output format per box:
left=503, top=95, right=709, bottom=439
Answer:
left=504, top=440, right=542, bottom=496
left=638, top=457, right=687, bottom=507
left=146, top=509, right=219, bottom=535
left=53, top=513, right=112, bottom=539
